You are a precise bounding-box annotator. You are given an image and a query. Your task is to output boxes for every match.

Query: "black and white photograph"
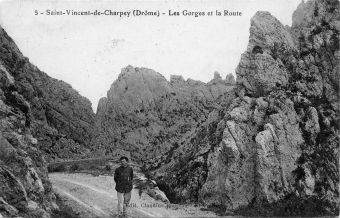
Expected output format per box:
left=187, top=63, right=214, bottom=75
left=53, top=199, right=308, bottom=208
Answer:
left=0, top=0, right=339, bottom=217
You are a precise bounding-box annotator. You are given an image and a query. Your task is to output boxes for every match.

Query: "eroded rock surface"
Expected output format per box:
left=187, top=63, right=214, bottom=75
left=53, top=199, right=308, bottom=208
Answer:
left=0, top=26, right=95, bottom=162
left=0, top=64, right=56, bottom=217
left=95, top=66, right=236, bottom=163
left=150, top=0, right=339, bottom=216
left=0, top=24, right=96, bottom=217
left=236, top=11, right=293, bottom=97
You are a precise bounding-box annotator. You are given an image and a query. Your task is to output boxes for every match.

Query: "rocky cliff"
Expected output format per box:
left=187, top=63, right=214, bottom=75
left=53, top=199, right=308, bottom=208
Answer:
left=95, top=66, right=236, bottom=163
left=0, top=26, right=96, bottom=162
left=150, top=0, right=339, bottom=216
left=0, top=24, right=96, bottom=217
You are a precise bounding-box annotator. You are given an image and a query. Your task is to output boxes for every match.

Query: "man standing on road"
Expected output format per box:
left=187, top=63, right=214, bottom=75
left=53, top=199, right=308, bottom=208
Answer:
left=114, top=156, right=133, bottom=218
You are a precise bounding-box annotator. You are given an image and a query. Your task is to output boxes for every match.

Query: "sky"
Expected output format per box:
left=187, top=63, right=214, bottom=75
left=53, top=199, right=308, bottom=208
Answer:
left=0, top=0, right=302, bottom=112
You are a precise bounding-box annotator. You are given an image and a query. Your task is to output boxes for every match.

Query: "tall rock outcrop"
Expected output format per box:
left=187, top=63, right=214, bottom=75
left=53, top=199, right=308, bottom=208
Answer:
left=152, top=0, right=339, bottom=216
left=236, top=11, right=294, bottom=97
left=0, top=24, right=96, bottom=217
left=95, top=66, right=236, bottom=163
left=228, top=0, right=338, bottom=214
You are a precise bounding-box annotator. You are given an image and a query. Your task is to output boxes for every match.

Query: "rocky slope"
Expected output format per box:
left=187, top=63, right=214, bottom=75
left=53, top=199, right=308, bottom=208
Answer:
left=0, top=26, right=96, bottom=162
left=149, top=0, right=339, bottom=216
left=0, top=24, right=96, bottom=217
left=95, top=66, right=236, bottom=163
left=0, top=42, right=55, bottom=217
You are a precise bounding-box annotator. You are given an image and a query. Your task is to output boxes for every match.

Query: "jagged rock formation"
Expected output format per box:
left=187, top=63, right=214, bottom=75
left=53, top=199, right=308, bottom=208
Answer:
left=150, top=0, right=339, bottom=216
left=0, top=116, right=57, bottom=218
left=225, top=73, right=236, bottom=85
left=95, top=66, right=236, bottom=163
left=0, top=26, right=96, bottom=162
left=0, top=48, right=56, bottom=217
left=236, top=11, right=294, bottom=97
left=199, top=96, right=303, bottom=209
left=0, top=24, right=96, bottom=217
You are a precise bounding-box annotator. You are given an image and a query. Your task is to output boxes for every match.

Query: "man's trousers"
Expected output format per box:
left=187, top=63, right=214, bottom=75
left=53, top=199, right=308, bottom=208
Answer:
left=117, top=191, right=131, bottom=215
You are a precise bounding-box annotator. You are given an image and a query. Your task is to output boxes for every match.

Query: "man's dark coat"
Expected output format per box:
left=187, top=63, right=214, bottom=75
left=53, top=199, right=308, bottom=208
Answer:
left=114, top=165, right=133, bottom=193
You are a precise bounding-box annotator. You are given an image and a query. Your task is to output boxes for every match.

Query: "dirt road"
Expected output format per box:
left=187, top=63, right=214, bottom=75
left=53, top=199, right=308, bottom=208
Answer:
left=50, top=173, right=218, bottom=218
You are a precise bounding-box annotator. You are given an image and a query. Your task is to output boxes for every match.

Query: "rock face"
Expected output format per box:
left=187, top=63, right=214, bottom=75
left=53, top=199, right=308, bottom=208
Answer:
left=150, top=0, right=339, bottom=216
left=0, top=24, right=96, bottom=217
left=0, top=52, right=55, bottom=217
left=200, top=96, right=303, bottom=209
left=0, top=26, right=96, bottom=162
left=201, top=8, right=308, bottom=209
left=230, top=0, right=338, bottom=214
left=225, top=73, right=236, bottom=85
left=95, top=66, right=236, bottom=163
left=236, top=11, right=294, bottom=97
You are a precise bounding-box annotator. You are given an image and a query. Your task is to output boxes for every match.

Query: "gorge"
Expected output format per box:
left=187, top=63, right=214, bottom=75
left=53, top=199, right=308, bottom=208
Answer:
left=0, top=0, right=339, bottom=217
